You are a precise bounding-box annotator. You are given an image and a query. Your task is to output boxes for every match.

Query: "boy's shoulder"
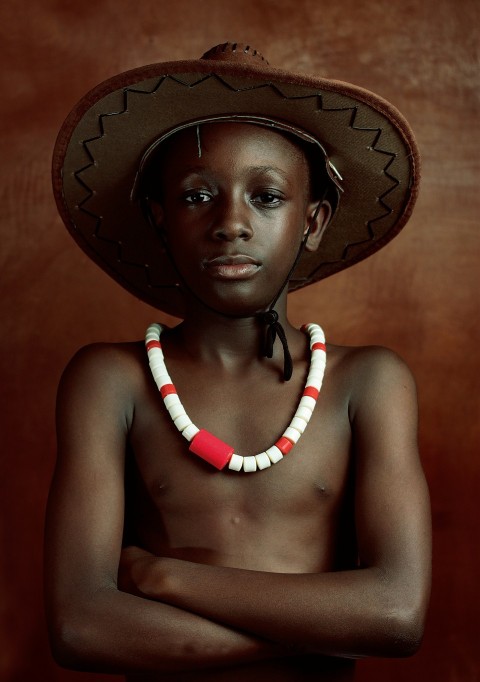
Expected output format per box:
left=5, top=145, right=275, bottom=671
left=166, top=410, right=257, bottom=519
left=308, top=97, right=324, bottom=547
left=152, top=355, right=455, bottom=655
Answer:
left=327, top=341, right=416, bottom=401
left=59, top=339, right=149, bottom=401
left=329, top=341, right=411, bottom=370
left=65, top=338, right=145, bottom=369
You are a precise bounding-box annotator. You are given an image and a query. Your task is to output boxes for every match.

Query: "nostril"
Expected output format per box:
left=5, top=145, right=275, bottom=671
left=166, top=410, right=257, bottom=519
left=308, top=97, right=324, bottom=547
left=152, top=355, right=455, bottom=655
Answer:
left=212, top=222, right=252, bottom=241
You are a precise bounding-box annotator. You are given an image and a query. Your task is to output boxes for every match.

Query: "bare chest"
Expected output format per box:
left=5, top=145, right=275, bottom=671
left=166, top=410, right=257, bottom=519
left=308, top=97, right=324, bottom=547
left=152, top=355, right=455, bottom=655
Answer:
left=126, top=359, right=355, bottom=571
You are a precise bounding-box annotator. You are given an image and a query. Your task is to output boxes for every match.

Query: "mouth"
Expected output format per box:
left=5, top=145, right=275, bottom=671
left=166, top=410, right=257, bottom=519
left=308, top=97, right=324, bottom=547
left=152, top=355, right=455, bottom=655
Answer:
left=203, top=254, right=261, bottom=280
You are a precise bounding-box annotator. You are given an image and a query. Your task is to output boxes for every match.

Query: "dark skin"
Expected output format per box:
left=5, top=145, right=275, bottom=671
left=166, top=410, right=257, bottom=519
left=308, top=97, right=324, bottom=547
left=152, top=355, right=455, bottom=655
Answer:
left=44, top=124, right=431, bottom=681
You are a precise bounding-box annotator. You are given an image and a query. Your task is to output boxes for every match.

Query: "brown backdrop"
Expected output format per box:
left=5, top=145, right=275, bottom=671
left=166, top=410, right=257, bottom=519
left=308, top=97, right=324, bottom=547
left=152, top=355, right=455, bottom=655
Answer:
left=1, top=0, right=479, bottom=680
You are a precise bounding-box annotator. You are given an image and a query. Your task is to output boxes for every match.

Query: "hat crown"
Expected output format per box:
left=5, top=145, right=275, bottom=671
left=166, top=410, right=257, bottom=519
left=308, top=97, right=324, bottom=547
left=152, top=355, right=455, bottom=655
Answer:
left=201, top=42, right=269, bottom=66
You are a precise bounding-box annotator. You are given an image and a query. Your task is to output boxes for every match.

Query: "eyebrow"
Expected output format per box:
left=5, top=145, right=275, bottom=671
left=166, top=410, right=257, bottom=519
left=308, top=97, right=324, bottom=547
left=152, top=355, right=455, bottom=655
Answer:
left=167, top=165, right=294, bottom=187
left=249, top=166, right=290, bottom=180
left=175, top=165, right=289, bottom=176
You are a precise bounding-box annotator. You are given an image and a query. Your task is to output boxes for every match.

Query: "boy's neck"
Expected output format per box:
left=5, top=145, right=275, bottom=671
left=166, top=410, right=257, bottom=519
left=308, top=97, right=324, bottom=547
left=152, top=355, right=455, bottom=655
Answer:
left=166, top=297, right=303, bottom=370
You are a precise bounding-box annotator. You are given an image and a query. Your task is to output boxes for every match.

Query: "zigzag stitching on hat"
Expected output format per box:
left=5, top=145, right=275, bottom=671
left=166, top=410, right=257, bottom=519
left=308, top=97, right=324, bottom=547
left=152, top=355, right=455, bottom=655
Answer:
left=341, top=146, right=398, bottom=260
left=70, top=184, right=176, bottom=295
left=168, top=73, right=324, bottom=100
left=73, top=180, right=154, bottom=282
left=311, top=105, right=399, bottom=261
left=73, top=88, right=161, bottom=275
left=74, top=161, right=160, bottom=288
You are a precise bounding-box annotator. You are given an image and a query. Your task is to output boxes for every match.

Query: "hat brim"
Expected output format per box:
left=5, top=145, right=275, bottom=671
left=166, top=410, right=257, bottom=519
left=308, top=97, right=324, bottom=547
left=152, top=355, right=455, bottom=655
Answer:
left=52, top=54, right=420, bottom=317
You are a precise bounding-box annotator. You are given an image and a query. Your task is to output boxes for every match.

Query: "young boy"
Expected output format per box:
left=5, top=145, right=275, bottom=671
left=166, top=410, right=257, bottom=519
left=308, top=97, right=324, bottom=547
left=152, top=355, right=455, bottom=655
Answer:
left=45, top=43, right=431, bottom=681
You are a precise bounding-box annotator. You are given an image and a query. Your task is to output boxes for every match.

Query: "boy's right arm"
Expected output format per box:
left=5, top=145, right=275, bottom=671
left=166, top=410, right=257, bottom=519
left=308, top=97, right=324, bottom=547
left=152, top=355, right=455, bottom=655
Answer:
left=44, top=344, right=279, bottom=675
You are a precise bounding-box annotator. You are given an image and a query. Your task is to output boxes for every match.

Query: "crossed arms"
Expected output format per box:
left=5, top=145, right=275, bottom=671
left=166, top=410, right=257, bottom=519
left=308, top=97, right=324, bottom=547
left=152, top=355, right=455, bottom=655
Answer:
left=44, top=343, right=431, bottom=674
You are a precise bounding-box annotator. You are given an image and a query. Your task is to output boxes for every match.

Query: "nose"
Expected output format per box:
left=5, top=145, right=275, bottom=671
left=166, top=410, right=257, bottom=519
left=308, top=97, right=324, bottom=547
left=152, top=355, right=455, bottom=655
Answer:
left=210, top=194, right=253, bottom=242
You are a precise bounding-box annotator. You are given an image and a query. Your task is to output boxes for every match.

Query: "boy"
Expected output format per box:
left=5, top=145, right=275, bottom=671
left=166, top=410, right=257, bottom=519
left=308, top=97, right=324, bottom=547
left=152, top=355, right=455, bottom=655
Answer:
left=45, top=43, right=431, bottom=681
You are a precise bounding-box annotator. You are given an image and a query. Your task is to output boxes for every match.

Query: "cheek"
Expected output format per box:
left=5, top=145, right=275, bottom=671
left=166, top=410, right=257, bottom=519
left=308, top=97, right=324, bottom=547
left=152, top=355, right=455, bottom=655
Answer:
left=265, top=210, right=306, bottom=253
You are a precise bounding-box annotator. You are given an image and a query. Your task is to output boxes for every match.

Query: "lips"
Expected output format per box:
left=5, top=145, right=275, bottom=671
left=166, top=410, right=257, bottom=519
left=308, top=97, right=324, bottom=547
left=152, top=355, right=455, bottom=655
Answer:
left=203, top=254, right=261, bottom=280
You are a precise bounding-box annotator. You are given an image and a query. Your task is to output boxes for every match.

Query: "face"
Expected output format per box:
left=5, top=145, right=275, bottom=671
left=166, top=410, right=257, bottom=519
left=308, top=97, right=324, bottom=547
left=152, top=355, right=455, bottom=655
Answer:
left=150, top=122, right=329, bottom=317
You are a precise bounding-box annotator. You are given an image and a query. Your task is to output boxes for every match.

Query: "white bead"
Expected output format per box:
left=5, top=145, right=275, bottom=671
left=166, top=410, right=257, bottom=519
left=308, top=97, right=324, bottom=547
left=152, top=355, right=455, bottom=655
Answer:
left=228, top=453, right=243, bottom=471
left=152, top=373, right=172, bottom=388
left=182, top=423, right=200, bottom=441
left=283, top=426, right=301, bottom=443
left=150, top=366, right=167, bottom=379
left=243, top=456, right=257, bottom=472
left=148, top=350, right=164, bottom=361
left=163, top=394, right=180, bottom=408
left=148, top=359, right=166, bottom=372
left=167, top=403, right=187, bottom=421
left=173, top=414, right=192, bottom=432
left=305, top=373, right=323, bottom=391
left=255, top=452, right=272, bottom=470
left=265, top=445, right=284, bottom=463
left=147, top=355, right=164, bottom=368
left=299, top=395, right=316, bottom=410
left=149, top=361, right=166, bottom=374
left=290, top=416, right=307, bottom=434
left=294, top=405, right=312, bottom=422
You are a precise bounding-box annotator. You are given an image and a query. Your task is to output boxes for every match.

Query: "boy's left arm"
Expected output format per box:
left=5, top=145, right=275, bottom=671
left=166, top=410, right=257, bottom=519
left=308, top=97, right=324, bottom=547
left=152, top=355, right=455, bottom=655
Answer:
left=119, top=348, right=431, bottom=659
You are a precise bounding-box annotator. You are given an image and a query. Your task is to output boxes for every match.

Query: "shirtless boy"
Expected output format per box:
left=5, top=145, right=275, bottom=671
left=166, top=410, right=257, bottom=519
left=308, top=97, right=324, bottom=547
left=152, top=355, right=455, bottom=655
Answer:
left=44, top=43, right=431, bottom=681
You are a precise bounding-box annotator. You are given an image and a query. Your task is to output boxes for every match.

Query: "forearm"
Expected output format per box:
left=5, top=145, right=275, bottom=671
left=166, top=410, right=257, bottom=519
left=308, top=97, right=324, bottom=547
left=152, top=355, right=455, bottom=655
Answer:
left=133, top=558, right=427, bottom=659
left=48, top=583, right=284, bottom=674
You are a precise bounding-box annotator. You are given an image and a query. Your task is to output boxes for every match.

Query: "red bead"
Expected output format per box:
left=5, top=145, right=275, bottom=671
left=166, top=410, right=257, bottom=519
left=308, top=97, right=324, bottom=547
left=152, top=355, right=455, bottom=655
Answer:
left=303, top=386, right=319, bottom=400
left=312, top=342, right=326, bottom=351
left=189, top=429, right=234, bottom=470
left=275, top=436, right=294, bottom=455
left=146, top=340, right=161, bottom=351
left=160, top=384, right=177, bottom=398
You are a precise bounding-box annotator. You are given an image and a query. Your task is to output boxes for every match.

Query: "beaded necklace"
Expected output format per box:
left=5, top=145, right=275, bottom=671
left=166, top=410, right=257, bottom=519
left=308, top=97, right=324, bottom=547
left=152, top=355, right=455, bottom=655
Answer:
left=145, top=322, right=326, bottom=472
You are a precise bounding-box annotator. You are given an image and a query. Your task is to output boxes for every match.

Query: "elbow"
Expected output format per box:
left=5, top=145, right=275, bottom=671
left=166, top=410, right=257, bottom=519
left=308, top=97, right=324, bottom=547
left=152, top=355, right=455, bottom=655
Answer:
left=380, top=604, right=427, bottom=658
left=48, top=617, right=90, bottom=670
left=373, top=568, right=431, bottom=658
left=47, top=607, right=102, bottom=671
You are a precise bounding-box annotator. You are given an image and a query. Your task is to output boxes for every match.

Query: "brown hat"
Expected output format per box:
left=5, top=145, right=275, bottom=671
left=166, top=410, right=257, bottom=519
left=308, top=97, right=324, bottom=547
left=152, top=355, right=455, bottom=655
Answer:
left=52, top=42, right=420, bottom=317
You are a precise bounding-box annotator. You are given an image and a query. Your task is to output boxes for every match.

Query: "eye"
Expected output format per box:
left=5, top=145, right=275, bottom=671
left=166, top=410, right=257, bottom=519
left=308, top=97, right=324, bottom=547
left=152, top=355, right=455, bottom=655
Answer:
left=183, top=190, right=213, bottom=205
left=251, top=190, right=285, bottom=207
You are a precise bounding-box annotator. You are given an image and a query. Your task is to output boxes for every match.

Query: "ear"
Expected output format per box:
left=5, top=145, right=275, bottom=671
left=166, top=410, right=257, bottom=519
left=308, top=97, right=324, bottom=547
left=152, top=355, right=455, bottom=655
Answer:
left=148, top=200, right=164, bottom=228
left=303, top=201, right=332, bottom=252
left=146, top=200, right=168, bottom=253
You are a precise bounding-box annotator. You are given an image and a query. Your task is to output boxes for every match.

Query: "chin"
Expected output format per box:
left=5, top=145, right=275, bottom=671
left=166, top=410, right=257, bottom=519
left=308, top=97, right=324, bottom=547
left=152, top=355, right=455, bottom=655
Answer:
left=184, top=280, right=279, bottom=319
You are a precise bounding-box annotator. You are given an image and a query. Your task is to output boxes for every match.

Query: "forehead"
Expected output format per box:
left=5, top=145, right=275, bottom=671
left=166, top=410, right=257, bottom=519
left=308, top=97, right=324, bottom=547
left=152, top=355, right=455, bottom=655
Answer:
left=158, top=121, right=309, bottom=171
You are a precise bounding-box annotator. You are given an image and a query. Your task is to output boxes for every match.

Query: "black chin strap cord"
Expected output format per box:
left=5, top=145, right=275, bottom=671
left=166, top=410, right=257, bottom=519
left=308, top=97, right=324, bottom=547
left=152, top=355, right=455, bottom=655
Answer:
left=257, top=200, right=324, bottom=382
left=258, top=308, right=293, bottom=379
